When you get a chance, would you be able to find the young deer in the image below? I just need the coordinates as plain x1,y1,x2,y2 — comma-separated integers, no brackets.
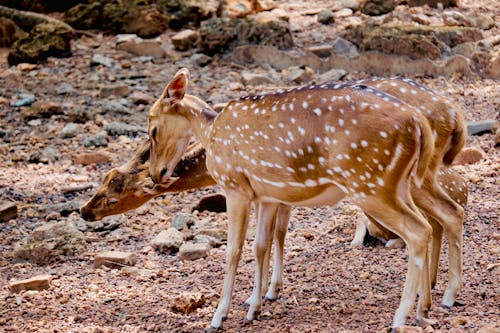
147,68,437,331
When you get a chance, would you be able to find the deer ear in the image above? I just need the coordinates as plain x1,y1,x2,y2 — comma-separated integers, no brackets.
162,68,190,106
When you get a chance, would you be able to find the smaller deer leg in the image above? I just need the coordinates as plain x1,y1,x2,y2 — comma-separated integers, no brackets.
211,193,251,329
351,216,368,248
428,217,443,289
266,204,291,301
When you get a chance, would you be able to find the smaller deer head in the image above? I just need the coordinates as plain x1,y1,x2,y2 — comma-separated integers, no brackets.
80,142,177,221
149,68,193,184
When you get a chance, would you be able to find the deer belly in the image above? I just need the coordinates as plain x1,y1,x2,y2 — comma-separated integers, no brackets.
258,184,346,207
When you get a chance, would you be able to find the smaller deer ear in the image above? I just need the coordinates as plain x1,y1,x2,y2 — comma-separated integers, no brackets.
162,68,190,106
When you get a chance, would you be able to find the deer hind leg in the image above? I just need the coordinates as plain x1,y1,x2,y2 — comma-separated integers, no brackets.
413,181,464,308
359,195,432,331
210,192,251,329
246,202,280,322
266,204,291,301
427,216,443,289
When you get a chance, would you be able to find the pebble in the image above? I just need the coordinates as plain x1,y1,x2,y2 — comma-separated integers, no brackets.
190,53,212,67
331,37,359,59
0,200,18,222
60,123,79,139
171,213,197,231
171,292,206,313
75,152,111,165
172,29,200,51
100,100,132,115
11,93,35,107
91,54,114,67
317,68,348,83
99,84,130,98
94,251,137,269
317,9,334,24
55,82,74,95
196,228,227,243
129,91,155,105
9,274,52,293
241,70,274,86
151,228,184,254
104,122,144,136
178,242,210,261
83,131,108,147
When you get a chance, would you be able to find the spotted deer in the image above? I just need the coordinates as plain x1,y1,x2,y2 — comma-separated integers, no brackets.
147,68,439,331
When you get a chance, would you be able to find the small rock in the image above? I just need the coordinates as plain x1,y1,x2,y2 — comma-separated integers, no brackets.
445,315,470,327
171,213,197,231
30,146,60,164
360,0,396,15
171,292,206,314
331,37,359,59
99,85,129,98
32,220,83,241
42,199,83,217
91,54,114,67
100,100,131,115
241,71,274,86
55,82,74,95
9,274,52,293
453,147,484,165
397,326,423,333
467,119,496,136
317,9,334,24
193,234,222,247
196,228,227,243
172,29,200,51
66,108,91,123
151,228,184,253
17,63,37,72
252,8,289,24
116,40,167,58
411,13,432,25
192,194,227,213
0,200,18,222
83,131,108,147
21,100,63,120
94,251,137,269
308,45,332,58
495,128,500,147
284,66,314,84
129,91,154,105
11,93,36,107
317,68,348,83
179,242,210,261
60,123,79,139
333,8,353,18
75,152,111,165
190,53,212,66
104,122,144,136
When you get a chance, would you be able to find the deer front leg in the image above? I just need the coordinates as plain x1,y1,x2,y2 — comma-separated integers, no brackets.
266,204,291,301
210,192,251,329
246,202,280,322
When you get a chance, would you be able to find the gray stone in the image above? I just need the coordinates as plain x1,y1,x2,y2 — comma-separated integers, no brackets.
284,66,314,84
179,242,210,261
196,228,227,243
331,37,359,59
116,40,167,58
193,234,222,247
42,199,83,217
317,10,334,24
99,85,129,98
308,45,332,58
151,228,184,254
29,146,61,164
171,213,196,231
83,131,108,147
104,122,144,137
55,82,74,95
129,91,154,105
190,53,212,66
467,119,496,136
11,93,35,107
317,68,348,83
100,100,131,115
32,220,83,241
91,54,114,67
60,123,79,139
241,71,274,86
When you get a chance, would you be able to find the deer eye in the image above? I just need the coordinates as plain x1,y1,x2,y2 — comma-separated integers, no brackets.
108,198,119,205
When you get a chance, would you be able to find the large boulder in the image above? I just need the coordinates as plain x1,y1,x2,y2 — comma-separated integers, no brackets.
344,24,483,60
7,22,74,65
200,17,293,55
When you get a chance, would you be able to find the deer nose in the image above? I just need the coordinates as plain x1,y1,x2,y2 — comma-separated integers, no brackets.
80,207,96,222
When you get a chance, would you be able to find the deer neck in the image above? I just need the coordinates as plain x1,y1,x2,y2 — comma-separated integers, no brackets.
181,95,218,148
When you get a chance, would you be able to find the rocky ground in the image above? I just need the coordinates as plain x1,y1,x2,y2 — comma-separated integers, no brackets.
0,0,499,332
